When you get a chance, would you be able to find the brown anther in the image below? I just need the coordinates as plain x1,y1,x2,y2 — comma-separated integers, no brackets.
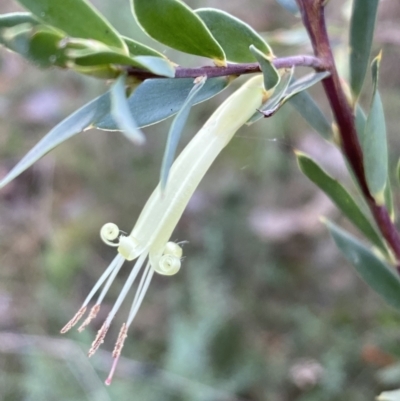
78,304,100,332
60,306,87,334
112,323,128,358
88,321,109,357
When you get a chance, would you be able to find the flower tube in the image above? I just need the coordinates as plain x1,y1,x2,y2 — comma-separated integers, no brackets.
61,74,266,384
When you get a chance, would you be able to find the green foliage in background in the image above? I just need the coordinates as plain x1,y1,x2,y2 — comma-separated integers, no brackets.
1,0,400,400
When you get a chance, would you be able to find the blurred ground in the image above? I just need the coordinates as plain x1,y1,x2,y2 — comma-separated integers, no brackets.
1,0,400,400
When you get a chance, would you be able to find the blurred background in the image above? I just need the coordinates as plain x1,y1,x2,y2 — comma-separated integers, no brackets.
1,0,400,400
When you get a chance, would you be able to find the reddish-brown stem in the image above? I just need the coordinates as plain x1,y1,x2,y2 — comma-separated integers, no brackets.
126,55,324,80
296,0,400,262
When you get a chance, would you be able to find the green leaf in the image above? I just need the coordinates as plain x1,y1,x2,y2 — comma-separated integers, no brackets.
275,0,299,15
123,36,165,58
71,51,175,77
378,389,400,401
297,152,387,252
384,177,395,222
363,54,388,200
249,45,279,90
196,8,272,63
349,0,379,97
356,100,392,218
17,0,127,52
288,91,332,140
0,92,112,189
0,77,230,187
285,71,330,99
355,102,366,141
64,38,175,77
248,70,330,122
160,76,206,190
96,76,230,130
132,0,225,63
0,12,38,28
133,56,175,77
324,219,400,310
110,74,145,145
0,24,68,68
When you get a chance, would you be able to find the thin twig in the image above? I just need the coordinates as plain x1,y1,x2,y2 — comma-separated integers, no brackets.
126,55,325,80
296,0,400,264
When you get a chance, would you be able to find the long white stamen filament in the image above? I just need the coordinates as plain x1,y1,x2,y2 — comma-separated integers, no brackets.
127,266,154,327
82,254,123,306
96,255,125,305
105,262,154,385
131,261,151,311
104,251,148,326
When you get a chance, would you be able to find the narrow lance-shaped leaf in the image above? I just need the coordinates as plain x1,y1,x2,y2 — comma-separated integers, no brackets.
296,152,387,253
355,102,366,141
0,77,230,188
68,49,175,77
63,37,175,77
349,0,379,97
17,0,127,52
284,71,330,99
96,76,231,130
363,53,388,202
288,91,333,140
355,101,393,218
132,0,225,64
122,36,165,58
249,70,330,123
160,76,206,190
196,8,272,63
0,92,112,189
249,45,279,90
324,219,400,310
110,74,145,145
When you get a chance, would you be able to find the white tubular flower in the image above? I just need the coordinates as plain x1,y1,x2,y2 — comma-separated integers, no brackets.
60,75,266,384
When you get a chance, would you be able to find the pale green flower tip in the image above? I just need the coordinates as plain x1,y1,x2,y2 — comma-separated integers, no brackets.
118,235,140,260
